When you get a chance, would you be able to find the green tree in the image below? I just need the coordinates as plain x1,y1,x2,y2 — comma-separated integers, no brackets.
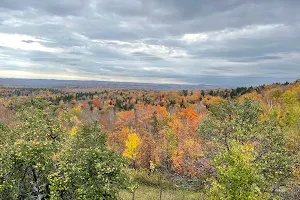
0,109,129,199
0,108,63,199
256,120,294,189
49,123,128,200
209,142,268,200
200,99,294,198
200,99,263,150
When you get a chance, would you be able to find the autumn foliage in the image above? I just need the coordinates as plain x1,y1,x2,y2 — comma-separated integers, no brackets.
0,80,299,199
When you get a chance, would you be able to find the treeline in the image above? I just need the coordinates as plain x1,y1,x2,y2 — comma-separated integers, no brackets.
1,81,296,113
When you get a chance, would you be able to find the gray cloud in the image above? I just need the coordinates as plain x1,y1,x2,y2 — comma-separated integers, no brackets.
0,0,91,16
0,0,299,86
131,52,164,61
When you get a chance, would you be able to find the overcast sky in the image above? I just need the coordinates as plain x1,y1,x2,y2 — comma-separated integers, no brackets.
0,0,299,86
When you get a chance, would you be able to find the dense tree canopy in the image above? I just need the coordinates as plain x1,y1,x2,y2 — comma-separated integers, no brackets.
0,80,299,199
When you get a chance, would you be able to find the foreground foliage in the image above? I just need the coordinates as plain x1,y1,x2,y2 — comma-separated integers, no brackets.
201,99,294,199
0,108,128,199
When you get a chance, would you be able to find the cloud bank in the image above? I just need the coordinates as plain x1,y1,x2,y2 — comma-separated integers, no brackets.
0,0,299,86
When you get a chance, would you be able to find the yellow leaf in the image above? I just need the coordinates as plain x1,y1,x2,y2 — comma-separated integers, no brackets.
70,127,77,136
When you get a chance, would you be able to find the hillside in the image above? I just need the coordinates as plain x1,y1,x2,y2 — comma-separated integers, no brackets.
0,79,299,199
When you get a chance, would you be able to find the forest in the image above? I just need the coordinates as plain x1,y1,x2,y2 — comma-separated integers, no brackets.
0,80,299,199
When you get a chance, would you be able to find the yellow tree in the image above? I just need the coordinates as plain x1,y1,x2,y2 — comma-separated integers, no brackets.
123,132,141,161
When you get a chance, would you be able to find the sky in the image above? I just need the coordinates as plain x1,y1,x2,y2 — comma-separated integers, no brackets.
0,0,299,86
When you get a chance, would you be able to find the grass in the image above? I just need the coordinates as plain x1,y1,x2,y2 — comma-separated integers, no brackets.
118,169,207,199
118,185,206,200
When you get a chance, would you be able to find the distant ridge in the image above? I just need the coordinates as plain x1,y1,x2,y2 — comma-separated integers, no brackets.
0,78,230,90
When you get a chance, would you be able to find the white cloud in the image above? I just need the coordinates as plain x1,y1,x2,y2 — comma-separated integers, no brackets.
182,24,285,43
0,33,63,53
93,39,188,58
182,33,208,43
